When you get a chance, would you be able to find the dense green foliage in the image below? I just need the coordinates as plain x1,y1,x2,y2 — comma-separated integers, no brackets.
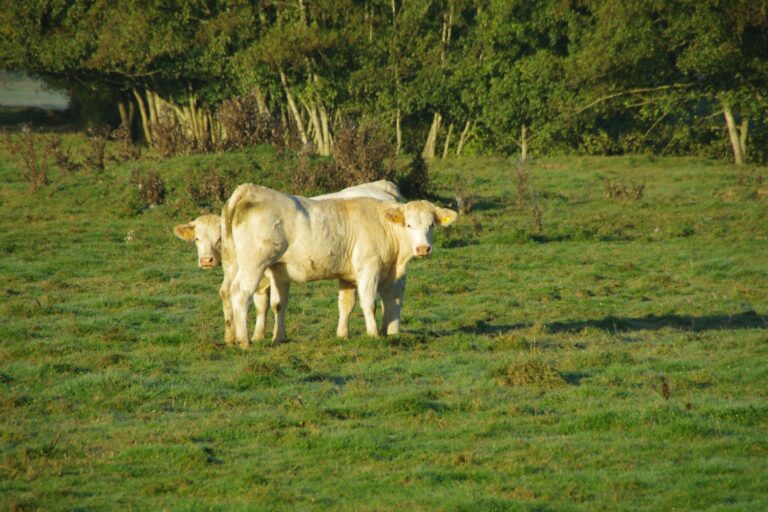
1,132,767,509
2,1,767,162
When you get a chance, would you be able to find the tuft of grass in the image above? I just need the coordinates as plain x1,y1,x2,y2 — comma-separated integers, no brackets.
495,359,565,387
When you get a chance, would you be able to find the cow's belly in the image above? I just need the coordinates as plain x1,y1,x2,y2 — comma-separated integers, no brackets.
272,258,351,283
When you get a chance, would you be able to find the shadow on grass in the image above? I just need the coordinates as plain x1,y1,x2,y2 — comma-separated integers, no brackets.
451,310,766,336
547,310,767,334
426,192,508,213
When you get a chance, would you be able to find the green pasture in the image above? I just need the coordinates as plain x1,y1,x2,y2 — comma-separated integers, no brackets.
1,139,767,510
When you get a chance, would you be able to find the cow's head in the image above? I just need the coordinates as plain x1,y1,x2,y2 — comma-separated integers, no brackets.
384,200,458,257
173,214,222,269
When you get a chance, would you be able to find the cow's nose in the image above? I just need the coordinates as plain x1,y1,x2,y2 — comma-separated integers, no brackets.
199,256,215,267
415,245,432,257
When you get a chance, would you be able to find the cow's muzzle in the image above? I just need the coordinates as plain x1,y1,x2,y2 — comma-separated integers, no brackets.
199,256,217,268
415,245,432,257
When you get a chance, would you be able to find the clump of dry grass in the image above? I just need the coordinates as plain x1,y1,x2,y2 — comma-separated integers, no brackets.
603,180,645,200
495,359,565,387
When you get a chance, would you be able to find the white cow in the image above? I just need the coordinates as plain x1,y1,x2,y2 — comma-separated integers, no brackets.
174,181,403,343
221,184,457,348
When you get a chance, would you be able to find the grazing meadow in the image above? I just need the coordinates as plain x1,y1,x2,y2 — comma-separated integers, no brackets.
1,135,767,510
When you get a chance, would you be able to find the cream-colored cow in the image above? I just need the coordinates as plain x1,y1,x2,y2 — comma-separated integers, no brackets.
174,181,403,342
221,184,457,348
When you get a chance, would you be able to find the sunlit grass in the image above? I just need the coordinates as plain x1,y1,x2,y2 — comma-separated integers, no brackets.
1,139,767,510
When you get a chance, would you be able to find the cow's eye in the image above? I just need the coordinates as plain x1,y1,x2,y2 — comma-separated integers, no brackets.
194,237,199,242
406,223,412,228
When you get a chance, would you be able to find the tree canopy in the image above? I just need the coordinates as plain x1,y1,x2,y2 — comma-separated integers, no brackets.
2,0,767,163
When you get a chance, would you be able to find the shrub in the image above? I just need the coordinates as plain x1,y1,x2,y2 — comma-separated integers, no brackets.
46,135,82,174
152,107,194,158
84,127,109,173
332,119,396,187
399,155,430,199
515,161,531,209
130,167,166,208
185,166,249,208
449,173,475,214
290,152,338,196
111,122,141,162
532,205,544,233
216,94,281,150
3,125,49,190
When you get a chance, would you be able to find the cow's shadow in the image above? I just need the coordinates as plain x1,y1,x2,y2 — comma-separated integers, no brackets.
426,310,767,338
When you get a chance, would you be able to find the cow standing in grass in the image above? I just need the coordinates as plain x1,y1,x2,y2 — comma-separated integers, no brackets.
174,181,403,343
221,183,457,348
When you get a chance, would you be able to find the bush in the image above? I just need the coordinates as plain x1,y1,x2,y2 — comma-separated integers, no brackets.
152,107,195,158
185,166,250,208
130,167,166,209
110,122,141,162
216,94,281,150
84,127,109,173
3,125,49,190
332,119,396,187
398,155,430,199
290,152,339,196
46,135,82,174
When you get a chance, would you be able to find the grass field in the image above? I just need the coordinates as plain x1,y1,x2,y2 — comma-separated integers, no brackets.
1,135,767,510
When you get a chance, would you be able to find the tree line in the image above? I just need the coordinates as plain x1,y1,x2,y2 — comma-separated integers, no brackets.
2,0,766,164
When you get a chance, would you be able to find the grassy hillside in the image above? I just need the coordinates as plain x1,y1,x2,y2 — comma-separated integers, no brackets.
1,135,767,510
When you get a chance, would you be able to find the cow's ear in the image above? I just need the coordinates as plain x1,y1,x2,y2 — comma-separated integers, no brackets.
384,207,405,226
173,223,196,241
434,207,458,227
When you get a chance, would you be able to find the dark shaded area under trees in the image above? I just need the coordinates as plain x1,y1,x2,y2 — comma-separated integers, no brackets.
1,0,766,165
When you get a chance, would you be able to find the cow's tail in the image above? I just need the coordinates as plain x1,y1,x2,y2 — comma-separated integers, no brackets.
221,183,258,241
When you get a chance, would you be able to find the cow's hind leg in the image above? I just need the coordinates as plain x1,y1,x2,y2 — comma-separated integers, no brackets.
356,272,380,338
270,277,290,345
251,281,270,342
220,266,236,346
337,279,356,339
232,266,268,349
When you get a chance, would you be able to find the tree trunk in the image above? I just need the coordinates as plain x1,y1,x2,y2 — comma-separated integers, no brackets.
723,105,745,165
117,100,136,140
146,90,159,130
520,124,528,163
739,117,749,163
253,86,270,117
456,119,471,157
395,108,402,156
302,96,324,154
442,123,454,159
422,112,442,160
279,68,309,146
319,104,332,155
132,87,152,144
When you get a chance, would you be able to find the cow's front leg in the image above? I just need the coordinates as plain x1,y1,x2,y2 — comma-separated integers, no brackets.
232,266,266,349
356,272,380,337
380,276,405,336
270,277,290,345
337,279,356,339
